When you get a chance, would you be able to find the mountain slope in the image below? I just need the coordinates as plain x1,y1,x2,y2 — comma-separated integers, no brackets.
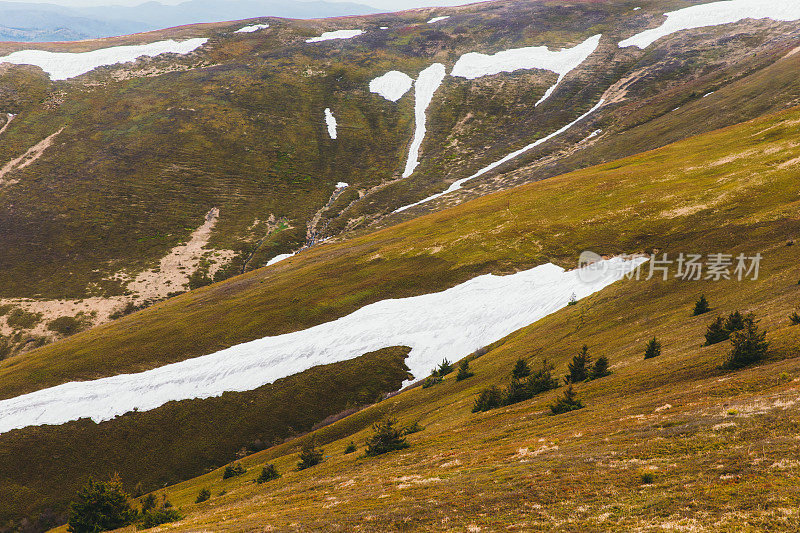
100,100,800,533
2,85,800,528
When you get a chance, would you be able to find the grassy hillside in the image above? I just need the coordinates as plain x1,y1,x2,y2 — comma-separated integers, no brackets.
0,346,410,530
94,103,800,532
1,0,800,363
2,90,800,529
3,92,800,399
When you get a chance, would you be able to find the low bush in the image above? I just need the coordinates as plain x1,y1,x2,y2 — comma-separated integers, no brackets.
67,477,137,533
195,488,210,503
222,463,246,480
297,439,324,470
511,358,531,380
365,418,409,456
550,385,584,415
6,308,42,330
48,315,89,337
422,375,443,388
137,497,181,530
639,471,655,484
344,441,357,454
472,386,503,412
456,359,474,381
789,312,800,325
255,464,280,484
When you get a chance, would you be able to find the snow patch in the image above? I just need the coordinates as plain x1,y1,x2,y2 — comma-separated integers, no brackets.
402,63,446,178
306,29,364,43
619,0,800,49
336,182,349,188
0,38,207,80
369,70,414,102
0,257,646,433
395,98,604,212
235,23,269,33
266,252,296,266
427,16,450,24
451,34,601,106
324,108,337,139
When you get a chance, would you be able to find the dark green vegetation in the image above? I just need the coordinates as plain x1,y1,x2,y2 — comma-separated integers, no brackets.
296,439,323,470
455,359,473,381
643,337,662,359
255,465,280,484
364,418,409,457
222,464,246,480
549,384,584,415
693,295,711,316
67,478,136,533
194,488,210,504
0,347,409,528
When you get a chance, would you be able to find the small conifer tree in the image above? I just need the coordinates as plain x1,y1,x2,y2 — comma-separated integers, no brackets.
437,359,454,376
297,439,324,470
256,464,280,484
472,386,503,412
67,477,137,533
789,312,800,325
589,355,611,380
456,359,474,381
724,311,746,333
195,488,211,504
365,418,409,456
693,295,710,316
704,316,729,346
550,384,584,415
222,463,246,479
566,345,592,383
511,358,531,380
644,337,661,359
726,316,769,369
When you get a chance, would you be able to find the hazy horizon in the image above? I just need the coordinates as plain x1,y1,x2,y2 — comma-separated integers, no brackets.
11,0,486,10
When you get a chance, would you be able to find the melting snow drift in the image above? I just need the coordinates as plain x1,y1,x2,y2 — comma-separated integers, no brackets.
306,29,364,43
619,0,800,49
428,16,451,24
396,99,605,212
235,23,270,33
0,38,208,80
369,70,414,102
324,108,338,139
452,34,601,106
403,63,446,178
0,257,645,433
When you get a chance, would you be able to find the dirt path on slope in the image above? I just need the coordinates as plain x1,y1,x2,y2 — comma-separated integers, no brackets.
0,127,63,186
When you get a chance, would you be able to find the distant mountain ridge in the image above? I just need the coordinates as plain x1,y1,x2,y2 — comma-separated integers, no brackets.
0,0,377,41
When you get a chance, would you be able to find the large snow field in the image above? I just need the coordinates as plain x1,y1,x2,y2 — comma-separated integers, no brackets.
324,108,338,139
306,29,364,43
395,98,605,213
0,38,208,80
0,257,645,434
234,23,270,33
451,34,601,106
402,63,446,178
620,0,800,48
369,70,414,102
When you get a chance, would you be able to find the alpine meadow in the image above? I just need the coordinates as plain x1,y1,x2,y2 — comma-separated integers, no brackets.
1,0,800,531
